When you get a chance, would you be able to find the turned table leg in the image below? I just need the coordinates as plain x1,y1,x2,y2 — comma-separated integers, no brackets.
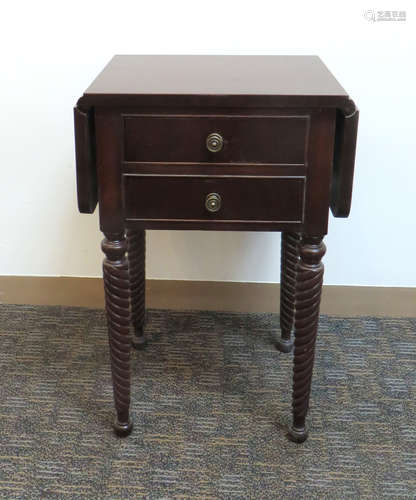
276,232,301,353
102,233,133,436
126,228,147,349
289,235,326,443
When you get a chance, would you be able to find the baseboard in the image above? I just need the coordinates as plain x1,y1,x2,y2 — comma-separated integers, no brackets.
0,276,414,317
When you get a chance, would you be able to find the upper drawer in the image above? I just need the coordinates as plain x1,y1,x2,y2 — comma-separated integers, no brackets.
123,114,310,164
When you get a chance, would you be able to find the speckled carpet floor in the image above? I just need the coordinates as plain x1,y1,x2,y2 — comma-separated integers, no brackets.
0,304,415,499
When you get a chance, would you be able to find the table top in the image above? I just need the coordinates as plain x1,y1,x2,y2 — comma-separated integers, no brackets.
77,55,352,111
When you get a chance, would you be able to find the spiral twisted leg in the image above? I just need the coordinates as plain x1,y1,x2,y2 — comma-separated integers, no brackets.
276,232,301,353
289,235,326,443
102,234,133,437
126,228,147,350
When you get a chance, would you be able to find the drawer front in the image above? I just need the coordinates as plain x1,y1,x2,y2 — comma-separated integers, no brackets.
123,115,309,164
123,174,305,223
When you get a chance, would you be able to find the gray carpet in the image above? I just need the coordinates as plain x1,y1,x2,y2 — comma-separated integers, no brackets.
0,304,415,499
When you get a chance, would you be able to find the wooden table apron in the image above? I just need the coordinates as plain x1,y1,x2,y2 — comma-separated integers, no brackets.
74,55,358,443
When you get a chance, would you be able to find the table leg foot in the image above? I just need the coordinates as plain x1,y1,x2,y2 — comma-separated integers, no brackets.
275,337,294,353
113,417,133,437
288,425,308,443
132,326,147,350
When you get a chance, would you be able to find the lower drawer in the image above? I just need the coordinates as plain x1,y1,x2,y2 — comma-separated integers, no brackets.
123,174,305,223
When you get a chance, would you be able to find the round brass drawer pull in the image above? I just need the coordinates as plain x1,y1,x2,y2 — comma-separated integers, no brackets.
205,192,222,213
206,132,223,153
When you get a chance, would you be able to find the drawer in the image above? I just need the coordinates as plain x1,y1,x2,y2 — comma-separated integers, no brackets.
123,174,305,223
123,114,309,164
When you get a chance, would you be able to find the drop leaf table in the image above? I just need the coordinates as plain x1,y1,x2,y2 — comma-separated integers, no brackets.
74,55,358,442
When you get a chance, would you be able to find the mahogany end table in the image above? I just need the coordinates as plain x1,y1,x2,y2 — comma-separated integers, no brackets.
74,55,358,443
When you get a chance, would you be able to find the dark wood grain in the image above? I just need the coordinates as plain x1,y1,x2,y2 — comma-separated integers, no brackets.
276,232,301,353
78,55,351,110
126,228,147,349
123,114,309,164
122,162,306,177
95,108,123,234
122,174,305,225
330,107,359,217
74,54,358,442
289,235,325,443
303,108,336,235
101,234,133,437
73,107,97,213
